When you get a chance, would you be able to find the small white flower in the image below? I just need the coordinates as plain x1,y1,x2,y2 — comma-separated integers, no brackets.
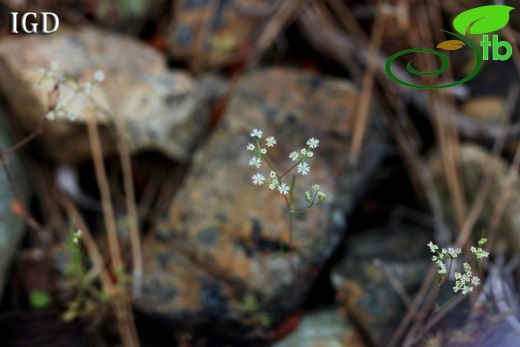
269,179,279,190
307,138,319,149
461,286,473,295
249,157,262,168
260,148,267,155
289,151,299,161
50,61,60,71
68,111,78,121
471,276,480,286
301,148,307,155
252,173,265,185
307,151,314,158
266,136,276,147
72,229,83,244
83,82,93,95
278,183,290,195
269,171,277,178
297,162,310,175
317,192,326,201
448,248,461,258
476,249,489,259
312,184,320,191
471,247,489,259
93,70,105,83
45,111,55,120
251,129,263,138
427,241,438,253
246,143,255,151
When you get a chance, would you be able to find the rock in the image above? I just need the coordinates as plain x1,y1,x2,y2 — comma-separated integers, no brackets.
427,144,520,252
0,105,31,301
462,96,505,123
166,0,264,68
90,0,157,32
270,308,366,347
136,68,387,345
330,225,431,347
0,25,213,163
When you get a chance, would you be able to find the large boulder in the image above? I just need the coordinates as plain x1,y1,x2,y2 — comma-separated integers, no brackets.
0,25,213,163
136,68,387,345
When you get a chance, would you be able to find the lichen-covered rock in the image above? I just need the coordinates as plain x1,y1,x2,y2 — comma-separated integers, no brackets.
136,68,387,344
270,308,366,347
0,26,211,163
331,225,431,347
0,106,31,300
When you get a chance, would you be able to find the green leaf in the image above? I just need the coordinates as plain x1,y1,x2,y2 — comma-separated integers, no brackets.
237,294,259,312
437,39,465,50
29,290,53,309
257,313,271,328
453,5,514,35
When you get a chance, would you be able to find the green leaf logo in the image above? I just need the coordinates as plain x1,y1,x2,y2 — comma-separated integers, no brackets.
453,5,514,35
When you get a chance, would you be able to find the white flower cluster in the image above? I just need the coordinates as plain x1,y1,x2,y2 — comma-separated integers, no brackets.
35,60,61,81
453,262,480,295
471,237,490,259
44,102,78,121
305,184,326,203
34,61,106,122
72,229,83,245
83,70,104,95
427,237,489,295
247,129,326,202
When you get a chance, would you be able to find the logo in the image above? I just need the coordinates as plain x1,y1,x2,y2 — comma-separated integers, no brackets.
385,5,514,89
10,12,59,34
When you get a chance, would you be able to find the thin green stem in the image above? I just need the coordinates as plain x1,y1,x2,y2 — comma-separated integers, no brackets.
279,194,294,253
289,175,296,208
279,159,302,179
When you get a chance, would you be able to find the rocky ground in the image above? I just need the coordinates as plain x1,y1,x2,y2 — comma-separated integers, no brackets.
0,1,519,347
